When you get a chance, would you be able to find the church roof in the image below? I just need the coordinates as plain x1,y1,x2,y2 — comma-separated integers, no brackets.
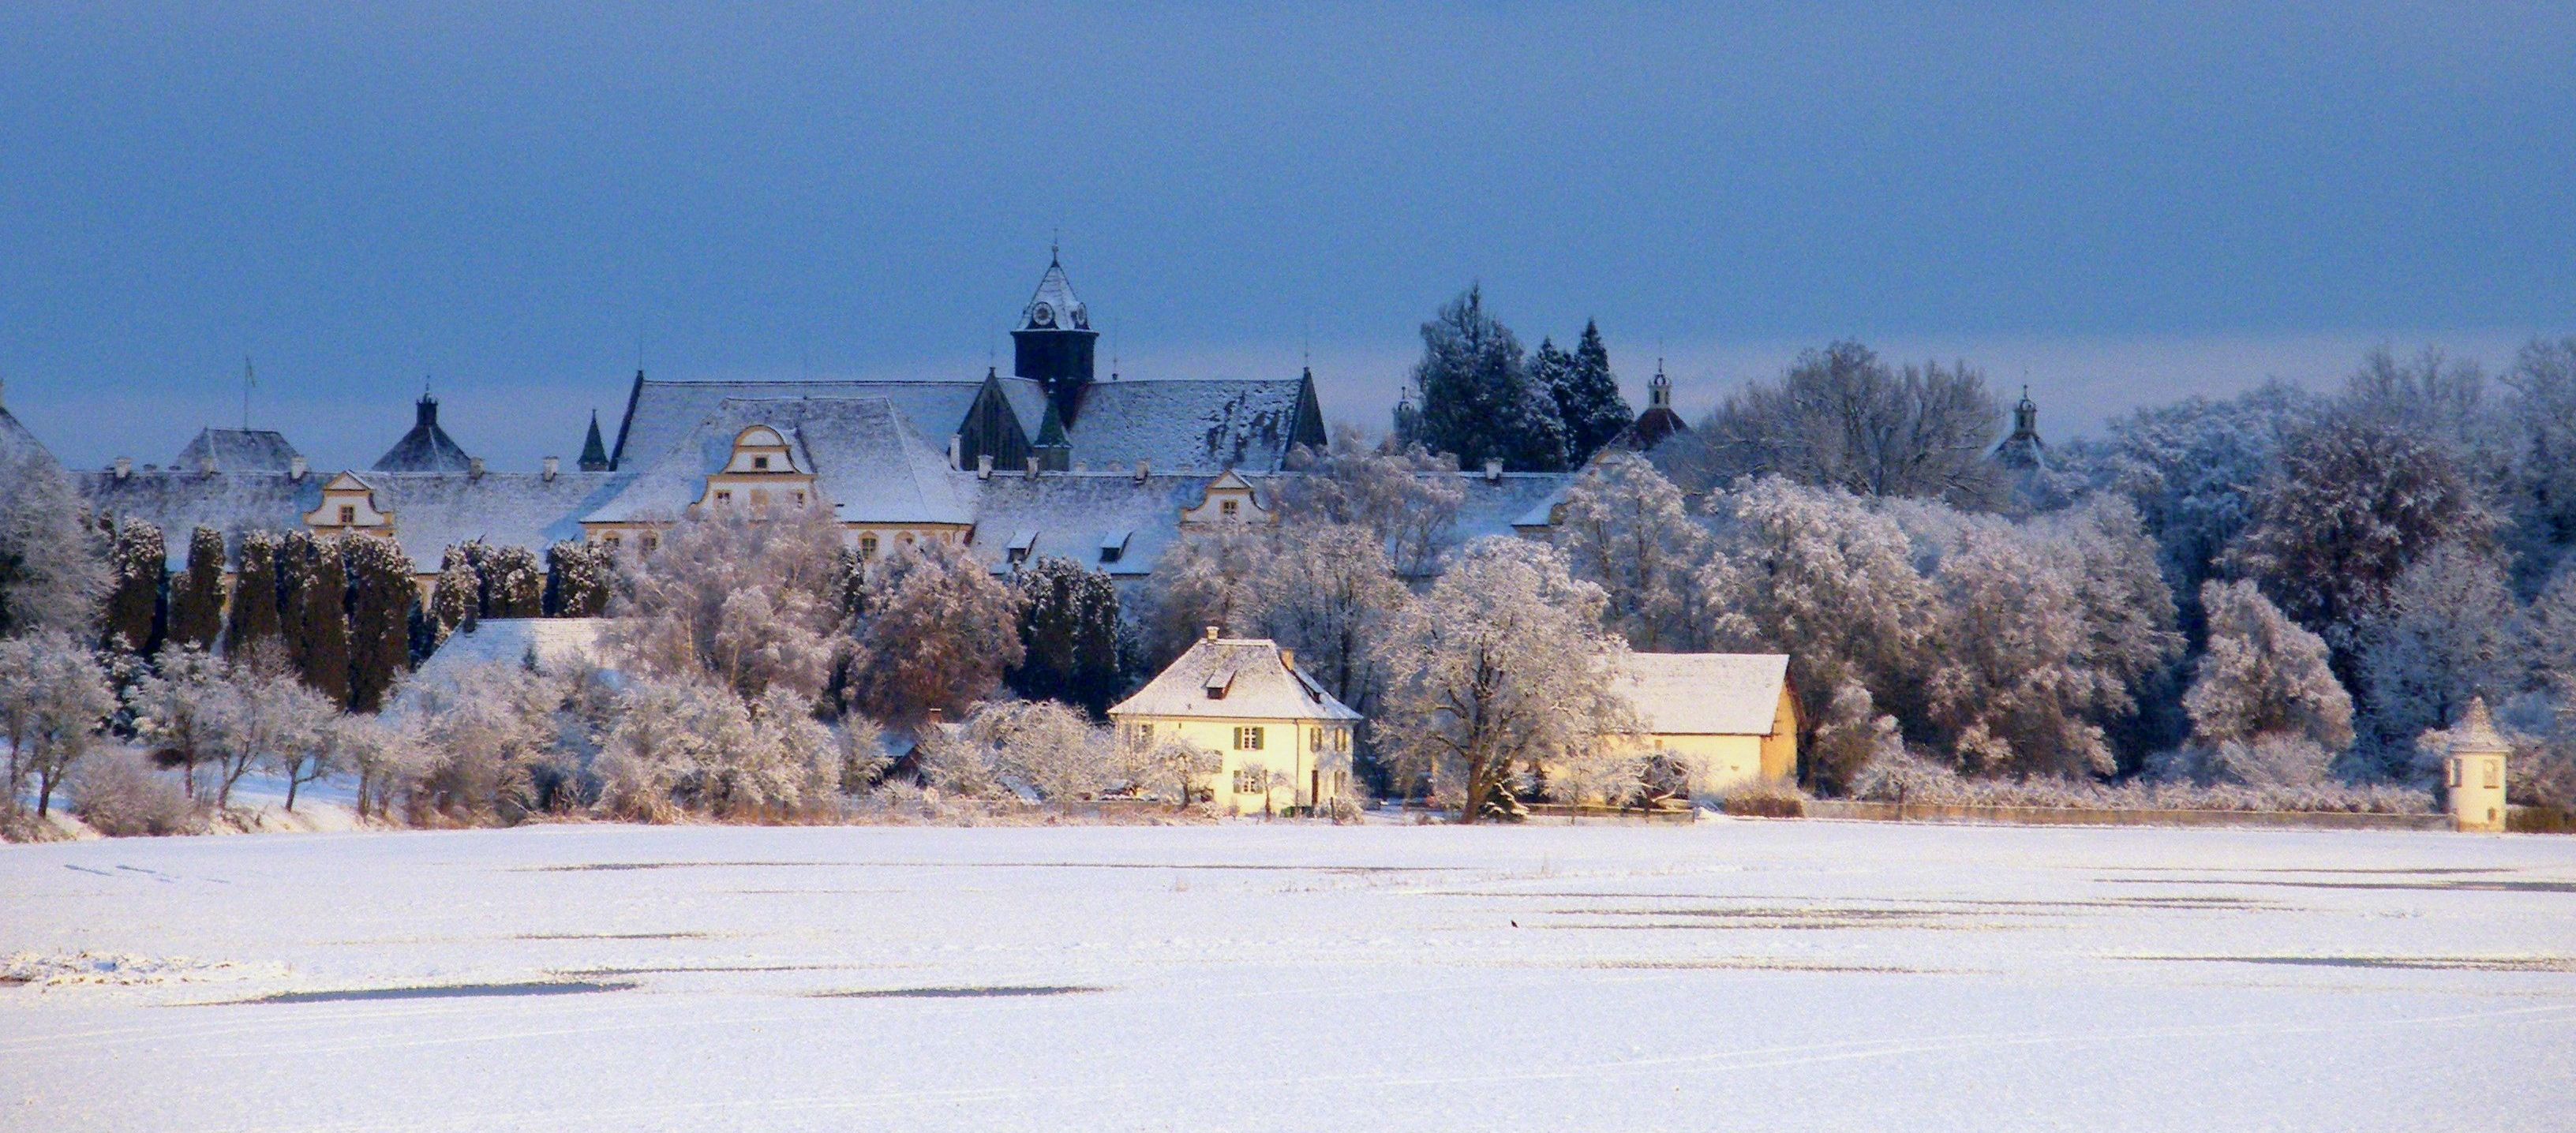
175,427,301,473
609,376,1046,471
586,396,972,526
373,397,476,473
1020,255,1090,332
1065,378,1316,473
960,473,1215,578
1110,634,1361,724
578,411,610,471
1990,387,2049,471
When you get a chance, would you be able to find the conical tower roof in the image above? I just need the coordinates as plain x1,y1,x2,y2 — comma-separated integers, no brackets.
578,409,610,471
1020,252,1090,332
373,392,476,473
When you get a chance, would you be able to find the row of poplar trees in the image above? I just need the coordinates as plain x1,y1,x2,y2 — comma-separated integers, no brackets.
97,518,616,712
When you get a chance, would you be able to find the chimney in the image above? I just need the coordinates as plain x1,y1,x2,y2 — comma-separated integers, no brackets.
542,455,560,481
113,457,132,479
1024,456,1040,478
198,454,218,476
977,453,994,480
949,435,962,469
288,455,307,480
924,707,945,727
1134,459,1148,482
1279,648,1296,672
1205,624,1220,641
468,457,486,480
1483,458,1503,483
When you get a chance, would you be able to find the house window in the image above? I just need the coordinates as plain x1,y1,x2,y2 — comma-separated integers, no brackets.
602,533,622,551
1234,726,1264,751
792,492,805,505
1232,769,1265,795
1008,546,1030,566
640,533,659,553
2484,759,2501,789
337,505,356,525
752,455,771,470
1129,723,1152,746
1220,499,1239,518
714,490,732,504
2451,761,2463,788
859,533,878,559
1099,544,1121,564
899,533,915,547
1310,727,1323,753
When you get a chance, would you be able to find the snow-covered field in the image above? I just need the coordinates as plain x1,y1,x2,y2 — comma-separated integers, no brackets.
5,819,2573,1131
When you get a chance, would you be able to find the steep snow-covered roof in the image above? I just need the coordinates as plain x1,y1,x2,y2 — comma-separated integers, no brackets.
962,473,1214,577
587,397,971,525
612,377,1046,471
175,428,301,473
369,471,629,572
0,402,64,477
1066,379,1314,473
1020,257,1089,331
411,617,615,683
1110,635,1361,724
1612,653,1792,736
373,399,476,473
1406,471,1577,575
74,469,315,570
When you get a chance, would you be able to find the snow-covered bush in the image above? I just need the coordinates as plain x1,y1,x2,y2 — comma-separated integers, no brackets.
1276,425,1464,577
2171,580,2354,787
844,537,1024,725
0,454,107,638
968,698,1112,806
67,747,199,836
400,658,566,824
610,503,851,704
1848,748,2428,813
0,630,117,817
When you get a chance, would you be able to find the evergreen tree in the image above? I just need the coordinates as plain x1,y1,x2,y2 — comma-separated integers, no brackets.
284,533,353,705
544,540,613,618
166,527,226,651
1005,556,1125,716
100,518,166,654
1561,320,1634,463
1399,286,1569,471
223,531,286,658
275,531,320,675
343,535,417,712
426,558,479,652
482,544,544,619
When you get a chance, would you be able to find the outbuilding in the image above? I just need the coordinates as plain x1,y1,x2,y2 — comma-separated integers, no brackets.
1608,653,1799,796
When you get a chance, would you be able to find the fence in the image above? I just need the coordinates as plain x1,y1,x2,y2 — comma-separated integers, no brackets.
1801,799,2451,832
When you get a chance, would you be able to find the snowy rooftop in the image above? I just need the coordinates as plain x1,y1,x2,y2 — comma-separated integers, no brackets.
588,397,971,525
174,427,302,473
74,469,319,570
1067,378,1317,473
1110,635,1361,724
373,399,477,473
410,617,615,685
75,467,629,573
960,473,1215,578
611,376,1046,472
1612,652,1792,735
0,402,64,477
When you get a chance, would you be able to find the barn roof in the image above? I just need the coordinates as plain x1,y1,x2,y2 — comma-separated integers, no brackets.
1612,653,1792,736
1110,635,1361,724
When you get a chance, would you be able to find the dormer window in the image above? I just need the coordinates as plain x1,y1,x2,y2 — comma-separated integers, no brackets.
753,455,770,470
338,505,356,525
714,490,732,504
1220,499,1239,518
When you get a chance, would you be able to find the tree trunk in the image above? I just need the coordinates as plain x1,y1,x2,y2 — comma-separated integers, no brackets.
284,768,301,812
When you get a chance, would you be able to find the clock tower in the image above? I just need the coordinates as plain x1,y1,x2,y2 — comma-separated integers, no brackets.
1012,250,1099,424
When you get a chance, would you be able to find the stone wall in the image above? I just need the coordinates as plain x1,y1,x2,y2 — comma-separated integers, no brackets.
1802,800,2451,832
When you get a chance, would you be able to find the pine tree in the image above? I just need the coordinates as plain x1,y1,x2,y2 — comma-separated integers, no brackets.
1562,320,1634,463
544,540,612,618
166,527,226,651
285,533,353,705
1006,557,1124,716
1403,286,1569,471
223,531,286,658
100,518,166,655
343,535,417,712
426,558,479,652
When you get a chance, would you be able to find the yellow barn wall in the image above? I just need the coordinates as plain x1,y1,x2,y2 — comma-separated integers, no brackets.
1114,715,1351,817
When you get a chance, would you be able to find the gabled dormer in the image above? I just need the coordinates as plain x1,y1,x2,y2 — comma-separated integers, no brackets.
304,471,393,533
697,424,818,511
1181,469,1271,526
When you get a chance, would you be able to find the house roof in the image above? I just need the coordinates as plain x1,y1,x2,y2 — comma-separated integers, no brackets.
586,396,971,525
1065,378,1312,473
609,376,1047,471
373,398,476,473
74,467,628,573
1612,653,1792,736
961,472,1215,577
409,617,616,685
0,402,63,477
74,469,319,570
175,428,301,473
1110,636,1362,724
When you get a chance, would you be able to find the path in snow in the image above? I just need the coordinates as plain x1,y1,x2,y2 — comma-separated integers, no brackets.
3,819,2573,1131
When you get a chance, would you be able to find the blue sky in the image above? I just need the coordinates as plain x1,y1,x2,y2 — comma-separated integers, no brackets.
5,3,2572,473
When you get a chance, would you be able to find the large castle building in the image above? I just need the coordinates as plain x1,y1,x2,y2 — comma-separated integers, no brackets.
37,256,1582,595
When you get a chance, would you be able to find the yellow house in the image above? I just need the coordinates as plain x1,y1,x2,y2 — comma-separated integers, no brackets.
1110,629,1361,816
1608,653,1799,797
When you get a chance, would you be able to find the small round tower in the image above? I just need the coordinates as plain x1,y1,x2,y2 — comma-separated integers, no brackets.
2444,697,2509,833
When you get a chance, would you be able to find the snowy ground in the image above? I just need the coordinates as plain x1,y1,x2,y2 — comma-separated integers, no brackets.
4,819,2574,1131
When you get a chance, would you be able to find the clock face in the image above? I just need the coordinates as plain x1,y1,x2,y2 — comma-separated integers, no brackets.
1029,303,1055,328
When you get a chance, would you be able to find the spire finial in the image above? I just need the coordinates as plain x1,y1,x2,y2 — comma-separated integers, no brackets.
1050,228,1060,263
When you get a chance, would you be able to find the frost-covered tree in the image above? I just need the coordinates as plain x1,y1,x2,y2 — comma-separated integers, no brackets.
164,528,226,652
1695,342,2003,508
343,535,417,712
425,559,478,653
1277,425,1465,577
2031,496,2188,759
125,645,227,798
334,710,430,822
593,675,733,821
1127,735,1222,809
1247,521,1408,716
969,697,1112,806
2091,382,2324,643
399,657,564,822
610,504,851,705
2354,542,2523,772
2499,337,2576,582
544,540,614,618
2527,563,2576,686
0,630,114,817
100,518,165,655
1138,524,1270,665
1910,514,2121,776
265,699,343,812
1559,320,1634,466
1698,477,1934,790
1556,451,1709,650
2226,414,2494,674
844,537,1024,726
223,531,285,659
1372,539,1637,821
1398,286,1569,471
205,647,332,810
1005,557,1124,717
0,455,106,638
2181,580,2355,754
481,544,544,619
